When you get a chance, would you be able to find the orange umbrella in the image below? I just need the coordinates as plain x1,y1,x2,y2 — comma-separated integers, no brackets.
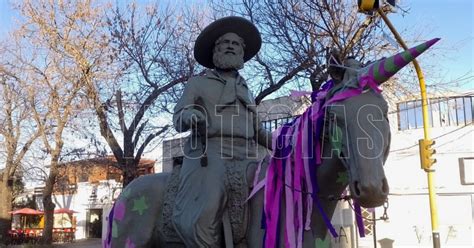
9,208,44,215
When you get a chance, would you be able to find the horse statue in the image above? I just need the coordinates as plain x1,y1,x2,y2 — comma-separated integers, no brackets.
103,38,439,248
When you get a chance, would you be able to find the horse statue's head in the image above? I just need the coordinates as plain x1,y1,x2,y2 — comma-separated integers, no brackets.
325,60,390,208
325,38,439,208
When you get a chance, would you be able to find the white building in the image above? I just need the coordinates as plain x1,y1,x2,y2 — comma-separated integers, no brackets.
361,93,474,248
31,157,155,240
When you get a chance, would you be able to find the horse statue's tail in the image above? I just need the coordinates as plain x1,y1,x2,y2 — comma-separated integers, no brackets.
103,203,116,248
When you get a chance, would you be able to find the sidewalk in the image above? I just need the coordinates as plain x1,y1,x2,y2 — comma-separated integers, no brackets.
56,239,101,248
2,239,101,248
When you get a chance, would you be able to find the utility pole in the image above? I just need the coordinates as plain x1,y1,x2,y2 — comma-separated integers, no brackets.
357,1,441,247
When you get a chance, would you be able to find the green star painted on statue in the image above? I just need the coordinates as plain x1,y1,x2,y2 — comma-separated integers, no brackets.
132,196,149,215
315,238,330,248
112,221,118,238
336,171,349,185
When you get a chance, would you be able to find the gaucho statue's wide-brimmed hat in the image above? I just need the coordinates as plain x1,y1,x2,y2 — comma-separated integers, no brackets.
194,16,262,68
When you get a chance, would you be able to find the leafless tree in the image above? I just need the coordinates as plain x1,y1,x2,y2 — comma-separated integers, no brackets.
209,0,461,106
0,64,41,242
208,0,392,102
85,2,201,186
9,0,112,243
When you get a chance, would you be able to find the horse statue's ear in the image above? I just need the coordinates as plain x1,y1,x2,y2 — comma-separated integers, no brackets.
327,48,345,84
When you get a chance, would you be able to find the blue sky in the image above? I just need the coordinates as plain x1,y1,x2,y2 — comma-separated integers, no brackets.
388,0,473,88
1,0,472,89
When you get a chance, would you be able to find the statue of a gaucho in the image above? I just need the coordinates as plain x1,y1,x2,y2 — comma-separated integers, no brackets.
172,16,272,247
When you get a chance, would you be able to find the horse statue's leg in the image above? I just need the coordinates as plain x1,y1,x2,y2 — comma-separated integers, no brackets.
106,173,170,248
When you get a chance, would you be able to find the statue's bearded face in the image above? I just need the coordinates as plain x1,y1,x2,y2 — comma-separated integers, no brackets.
212,32,245,70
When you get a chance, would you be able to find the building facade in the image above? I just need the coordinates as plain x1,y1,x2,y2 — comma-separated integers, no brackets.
365,93,473,248
31,156,155,240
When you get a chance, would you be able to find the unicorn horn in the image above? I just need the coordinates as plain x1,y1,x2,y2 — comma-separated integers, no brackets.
363,38,440,84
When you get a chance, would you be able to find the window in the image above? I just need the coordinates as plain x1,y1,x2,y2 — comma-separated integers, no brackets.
397,95,474,130
89,186,98,200
398,102,408,130
464,97,473,123
459,157,474,185
78,171,89,182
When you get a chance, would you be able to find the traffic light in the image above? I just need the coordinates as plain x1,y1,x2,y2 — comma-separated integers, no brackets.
358,0,379,12
358,0,396,12
419,139,437,170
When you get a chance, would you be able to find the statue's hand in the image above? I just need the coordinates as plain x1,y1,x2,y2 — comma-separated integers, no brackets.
183,109,207,133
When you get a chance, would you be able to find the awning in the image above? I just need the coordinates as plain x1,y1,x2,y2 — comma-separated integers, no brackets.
9,208,44,215
54,208,78,214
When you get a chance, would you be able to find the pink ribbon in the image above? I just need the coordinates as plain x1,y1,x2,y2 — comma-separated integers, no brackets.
301,111,314,231
294,118,303,247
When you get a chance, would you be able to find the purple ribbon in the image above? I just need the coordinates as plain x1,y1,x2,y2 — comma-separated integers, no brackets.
353,201,366,237
104,203,115,247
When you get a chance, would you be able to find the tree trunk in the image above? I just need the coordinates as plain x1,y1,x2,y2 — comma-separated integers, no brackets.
41,169,57,244
121,160,138,187
0,179,13,244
